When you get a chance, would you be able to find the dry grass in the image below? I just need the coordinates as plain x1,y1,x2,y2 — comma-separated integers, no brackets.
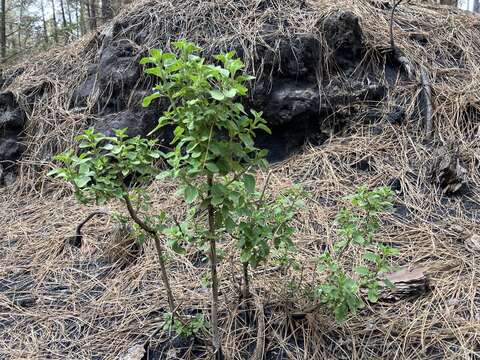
1,0,480,359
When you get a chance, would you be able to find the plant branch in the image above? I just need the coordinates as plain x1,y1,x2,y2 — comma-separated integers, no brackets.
257,171,272,209
420,66,433,139
242,262,250,300
253,297,265,360
206,173,223,359
389,0,403,51
122,184,176,315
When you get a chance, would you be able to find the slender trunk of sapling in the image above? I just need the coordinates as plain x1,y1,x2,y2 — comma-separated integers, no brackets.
242,262,250,300
151,233,176,312
122,190,176,314
207,174,223,359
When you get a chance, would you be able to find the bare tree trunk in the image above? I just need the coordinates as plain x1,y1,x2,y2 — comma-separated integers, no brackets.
85,0,91,24
60,0,69,43
40,0,49,47
79,0,87,35
66,0,73,24
89,0,97,30
0,0,5,61
18,0,24,51
50,0,59,43
60,0,68,28
101,0,113,23
8,22,14,52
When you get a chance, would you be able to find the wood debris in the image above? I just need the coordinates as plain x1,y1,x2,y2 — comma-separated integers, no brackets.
381,266,428,301
119,345,145,360
431,146,467,194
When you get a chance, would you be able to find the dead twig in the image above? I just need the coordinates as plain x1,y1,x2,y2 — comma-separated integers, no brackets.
71,210,109,247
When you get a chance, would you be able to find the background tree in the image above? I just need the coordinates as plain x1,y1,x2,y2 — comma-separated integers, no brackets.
1,0,6,61
101,0,112,22
50,0,58,43
0,0,125,65
88,0,96,30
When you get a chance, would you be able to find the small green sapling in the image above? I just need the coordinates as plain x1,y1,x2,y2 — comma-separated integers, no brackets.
48,129,178,314
316,186,397,321
140,40,303,356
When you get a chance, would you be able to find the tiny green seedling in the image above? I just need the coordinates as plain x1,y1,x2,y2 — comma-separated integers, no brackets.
163,312,207,338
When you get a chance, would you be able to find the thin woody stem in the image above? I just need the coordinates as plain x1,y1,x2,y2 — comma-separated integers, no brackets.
207,173,223,359
122,185,176,314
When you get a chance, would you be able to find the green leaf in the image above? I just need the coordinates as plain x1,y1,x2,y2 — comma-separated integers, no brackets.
334,304,348,322
333,239,348,252
205,162,219,173
139,57,155,65
353,233,365,245
144,67,163,77
256,123,272,134
384,278,395,290
368,287,379,303
243,174,255,193
354,266,370,276
150,48,163,59
74,176,90,188
184,185,199,204
224,88,237,98
168,238,186,254
209,90,225,101
103,143,114,150
363,252,379,263
47,168,61,177
240,251,251,263
239,133,253,147
224,216,235,231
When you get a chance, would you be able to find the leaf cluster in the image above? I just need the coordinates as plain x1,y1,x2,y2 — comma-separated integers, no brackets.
141,40,302,269
48,128,161,205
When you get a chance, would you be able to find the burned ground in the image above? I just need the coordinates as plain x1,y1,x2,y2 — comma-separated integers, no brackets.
0,0,480,359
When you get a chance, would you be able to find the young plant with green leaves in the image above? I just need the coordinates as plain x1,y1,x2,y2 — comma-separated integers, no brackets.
140,40,302,357
316,186,397,321
163,312,206,338
48,129,177,315
232,181,304,299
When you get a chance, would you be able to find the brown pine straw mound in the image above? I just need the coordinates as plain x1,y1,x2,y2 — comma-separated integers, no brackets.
1,0,480,359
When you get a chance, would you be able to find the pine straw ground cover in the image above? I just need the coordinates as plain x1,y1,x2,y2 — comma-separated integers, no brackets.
1,0,480,359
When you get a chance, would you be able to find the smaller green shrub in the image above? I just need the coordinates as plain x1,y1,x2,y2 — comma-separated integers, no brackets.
316,186,397,321
48,128,178,317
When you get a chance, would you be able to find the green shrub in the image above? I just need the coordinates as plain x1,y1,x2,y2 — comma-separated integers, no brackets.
48,128,178,316
51,40,303,357
140,40,303,356
316,186,397,321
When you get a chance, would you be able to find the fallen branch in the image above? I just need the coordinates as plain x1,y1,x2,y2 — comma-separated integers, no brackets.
389,0,414,80
71,210,109,247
